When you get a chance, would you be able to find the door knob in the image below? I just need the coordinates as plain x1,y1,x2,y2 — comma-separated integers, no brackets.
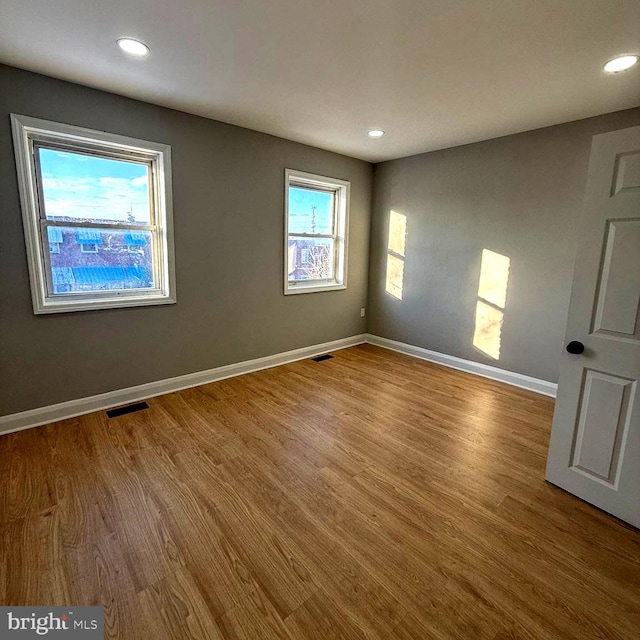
566,340,585,355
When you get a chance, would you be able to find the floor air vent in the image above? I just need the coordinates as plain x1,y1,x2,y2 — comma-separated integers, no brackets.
107,401,149,418
311,354,334,362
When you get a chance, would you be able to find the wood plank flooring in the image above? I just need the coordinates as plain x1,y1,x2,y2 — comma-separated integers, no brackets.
1,344,639,639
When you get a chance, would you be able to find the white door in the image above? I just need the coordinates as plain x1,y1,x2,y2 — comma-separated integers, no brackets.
546,125,640,528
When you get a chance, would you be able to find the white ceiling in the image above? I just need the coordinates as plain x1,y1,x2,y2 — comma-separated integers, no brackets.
1,0,639,162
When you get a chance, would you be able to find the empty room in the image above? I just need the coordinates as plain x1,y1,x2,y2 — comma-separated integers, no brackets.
1,1,639,639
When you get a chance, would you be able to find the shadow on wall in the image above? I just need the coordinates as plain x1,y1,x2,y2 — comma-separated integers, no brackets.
473,249,510,360
385,210,407,300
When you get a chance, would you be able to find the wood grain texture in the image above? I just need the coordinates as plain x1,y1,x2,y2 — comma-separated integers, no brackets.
1,344,639,639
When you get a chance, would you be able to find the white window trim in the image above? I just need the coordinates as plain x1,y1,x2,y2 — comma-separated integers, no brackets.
11,114,176,314
284,168,349,295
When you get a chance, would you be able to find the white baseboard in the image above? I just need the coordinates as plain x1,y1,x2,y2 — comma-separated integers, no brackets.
365,334,557,398
0,334,367,436
0,331,556,437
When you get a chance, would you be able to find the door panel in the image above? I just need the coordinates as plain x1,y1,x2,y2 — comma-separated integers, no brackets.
613,151,640,194
592,219,640,338
571,370,635,485
546,126,640,528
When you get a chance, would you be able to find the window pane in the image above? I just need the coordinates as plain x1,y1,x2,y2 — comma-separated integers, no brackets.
288,236,334,282
38,147,152,224
45,226,155,294
288,186,334,234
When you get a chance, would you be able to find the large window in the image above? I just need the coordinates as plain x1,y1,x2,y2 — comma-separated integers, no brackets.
285,169,349,294
11,114,176,314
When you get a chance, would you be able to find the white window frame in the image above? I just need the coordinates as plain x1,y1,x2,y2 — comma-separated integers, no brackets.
284,169,349,295
11,114,176,314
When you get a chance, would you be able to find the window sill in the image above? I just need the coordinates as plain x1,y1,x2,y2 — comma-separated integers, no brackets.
33,293,176,314
284,283,346,295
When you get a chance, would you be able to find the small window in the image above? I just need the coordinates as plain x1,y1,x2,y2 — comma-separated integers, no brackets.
11,114,176,314
285,169,349,294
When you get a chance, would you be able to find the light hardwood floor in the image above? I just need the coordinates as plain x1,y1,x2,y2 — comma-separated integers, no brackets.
1,345,639,639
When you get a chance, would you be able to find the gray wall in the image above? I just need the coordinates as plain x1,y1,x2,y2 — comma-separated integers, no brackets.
2,63,638,417
0,65,372,416
368,108,640,383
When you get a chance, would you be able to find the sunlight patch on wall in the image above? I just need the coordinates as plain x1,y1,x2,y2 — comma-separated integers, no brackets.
388,210,406,256
385,210,407,300
474,300,504,360
473,249,510,360
386,254,405,299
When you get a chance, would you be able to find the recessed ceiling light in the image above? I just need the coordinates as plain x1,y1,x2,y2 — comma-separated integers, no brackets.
117,38,150,57
368,129,385,138
603,54,638,73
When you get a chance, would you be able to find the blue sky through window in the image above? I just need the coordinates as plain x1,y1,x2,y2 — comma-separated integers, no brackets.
288,187,333,234
39,148,151,223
